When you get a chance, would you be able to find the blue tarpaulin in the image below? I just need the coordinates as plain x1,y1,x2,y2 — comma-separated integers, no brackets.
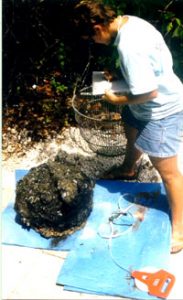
57,180,172,299
2,170,172,299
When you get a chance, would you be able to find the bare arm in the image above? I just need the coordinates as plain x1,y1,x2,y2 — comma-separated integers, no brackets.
102,89,158,105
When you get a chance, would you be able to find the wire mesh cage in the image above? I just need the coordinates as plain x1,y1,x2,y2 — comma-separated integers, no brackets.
72,86,126,156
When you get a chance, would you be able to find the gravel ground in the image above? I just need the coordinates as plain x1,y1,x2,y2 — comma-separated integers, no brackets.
2,126,161,180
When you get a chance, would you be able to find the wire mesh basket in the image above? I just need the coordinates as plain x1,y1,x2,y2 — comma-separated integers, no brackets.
72,86,126,156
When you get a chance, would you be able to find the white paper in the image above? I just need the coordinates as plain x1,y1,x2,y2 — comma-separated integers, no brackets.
92,71,129,95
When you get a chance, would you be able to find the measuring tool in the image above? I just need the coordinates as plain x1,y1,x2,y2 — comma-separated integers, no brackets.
131,268,175,298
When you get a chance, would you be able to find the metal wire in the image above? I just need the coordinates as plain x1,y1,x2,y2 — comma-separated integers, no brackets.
98,194,137,275
72,86,126,156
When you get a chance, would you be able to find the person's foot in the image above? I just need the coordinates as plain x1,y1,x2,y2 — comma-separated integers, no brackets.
101,166,137,180
171,236,183,254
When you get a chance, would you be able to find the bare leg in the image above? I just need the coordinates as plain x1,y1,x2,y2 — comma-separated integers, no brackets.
121,123,142,176
150,155,183,253
102,124,142,179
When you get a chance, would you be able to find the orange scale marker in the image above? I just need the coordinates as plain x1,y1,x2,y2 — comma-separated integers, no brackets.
131,269,175,299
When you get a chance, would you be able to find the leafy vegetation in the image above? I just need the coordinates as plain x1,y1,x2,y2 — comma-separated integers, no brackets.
3,0,183,103
2,0,183,150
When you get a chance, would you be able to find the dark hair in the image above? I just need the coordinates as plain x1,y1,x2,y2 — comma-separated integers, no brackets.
74,0,117,37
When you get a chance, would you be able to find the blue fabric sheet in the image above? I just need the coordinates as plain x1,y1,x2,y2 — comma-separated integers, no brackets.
57,180,172,299
2,170,82,250
3,170,172,299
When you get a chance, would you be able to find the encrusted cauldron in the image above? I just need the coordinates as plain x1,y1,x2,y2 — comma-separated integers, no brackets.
14,160,95,238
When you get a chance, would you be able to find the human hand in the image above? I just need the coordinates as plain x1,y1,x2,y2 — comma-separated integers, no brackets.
102,89,128,105
102,89,119,104
103,70,119,82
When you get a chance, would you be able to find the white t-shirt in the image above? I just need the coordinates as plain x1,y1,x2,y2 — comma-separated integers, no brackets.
115,16,183,120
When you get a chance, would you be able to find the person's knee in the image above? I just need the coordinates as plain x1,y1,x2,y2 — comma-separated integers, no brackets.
160,170,177,184
149,156,180,183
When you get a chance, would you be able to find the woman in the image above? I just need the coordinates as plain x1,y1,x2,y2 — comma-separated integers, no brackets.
74,0,183,253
